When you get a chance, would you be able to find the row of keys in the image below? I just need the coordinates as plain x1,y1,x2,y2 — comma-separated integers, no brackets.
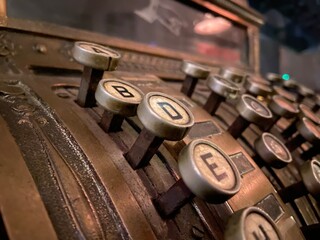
182,61,320,113
71,41,319,239
180,62,320,156
264,74,320,163
178,61,320,235
221,73,320,237
73,40,319,148
93,65,299,173
72,40,320,180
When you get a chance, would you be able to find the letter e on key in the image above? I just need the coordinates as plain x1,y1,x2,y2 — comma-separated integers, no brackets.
201,152,228,182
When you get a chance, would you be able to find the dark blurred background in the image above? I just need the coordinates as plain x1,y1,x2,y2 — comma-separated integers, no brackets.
249,0,320,91
6,0,320,91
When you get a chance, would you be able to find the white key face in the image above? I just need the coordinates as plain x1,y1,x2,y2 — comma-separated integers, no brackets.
193,143,236,190
78,42,120,58
244,96,271,117
312,161,320,183
263,134,290,162
244,213,280,240
148,95,191,125
103,80,143,103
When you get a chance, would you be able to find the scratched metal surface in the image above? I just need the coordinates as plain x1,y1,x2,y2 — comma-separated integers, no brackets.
0,69,306,239
0,80,129,240
0,16,316,240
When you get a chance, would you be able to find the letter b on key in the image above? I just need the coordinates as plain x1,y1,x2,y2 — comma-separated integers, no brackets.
112,85,134,98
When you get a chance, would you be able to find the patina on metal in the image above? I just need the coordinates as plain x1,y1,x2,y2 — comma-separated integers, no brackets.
0,1,314,239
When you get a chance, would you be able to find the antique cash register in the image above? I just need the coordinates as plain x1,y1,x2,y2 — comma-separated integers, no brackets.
0,0,319,239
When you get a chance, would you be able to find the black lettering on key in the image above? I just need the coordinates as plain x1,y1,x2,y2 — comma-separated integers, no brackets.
157,101,183,120
91,46,107,54
201,152,228,182
252,225,270,240
112,85,134,98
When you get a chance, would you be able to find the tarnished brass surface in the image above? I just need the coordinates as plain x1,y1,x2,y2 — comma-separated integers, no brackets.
0,116,57,240
0,64,308,239
20,75,157,240
0,4,318,239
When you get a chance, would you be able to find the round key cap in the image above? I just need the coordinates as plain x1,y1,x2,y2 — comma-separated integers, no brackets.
254,133,292,169
268,95,299,118
285,118,320,152
180,61,210,97
153,139,241,217
124,92,194,169
179,139,241,201
225,207,283,240
137,92,194,140
203,75,240,115
228,94,273,139
273,86,298,103
72,41,121,107
95,78,143,132
278,159,320,202
266,72,283,85
265,95,299,131
220,67,246,85
73,41,120,70
244,76,273,97
282,104,320,139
